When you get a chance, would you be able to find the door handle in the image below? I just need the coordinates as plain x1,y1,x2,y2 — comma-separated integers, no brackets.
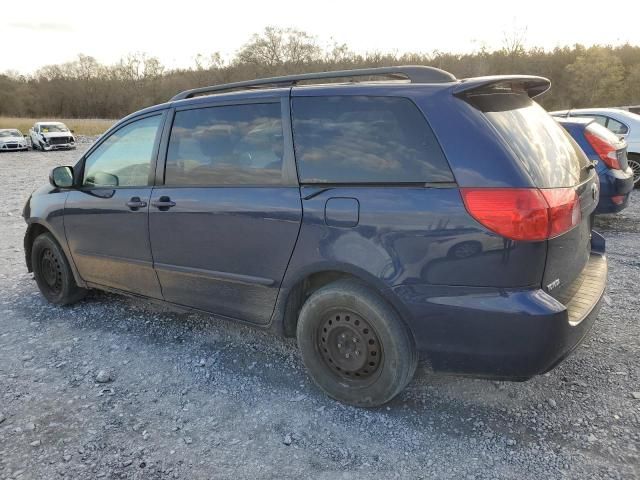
126,197,147,210
152,196,176,211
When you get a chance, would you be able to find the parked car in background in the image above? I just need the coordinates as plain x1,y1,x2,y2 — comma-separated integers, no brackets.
0,129,29,151
556,118,634,213
618,105,640,115
550,108,640,187
29,122,76,151
23,67,607,407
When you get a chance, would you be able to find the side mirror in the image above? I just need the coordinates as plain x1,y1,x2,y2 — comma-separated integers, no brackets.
70,129,75,133
49,166,74,188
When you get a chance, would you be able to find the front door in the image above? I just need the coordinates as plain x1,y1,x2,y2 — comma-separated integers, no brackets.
149,99,302,324
64,113,165,298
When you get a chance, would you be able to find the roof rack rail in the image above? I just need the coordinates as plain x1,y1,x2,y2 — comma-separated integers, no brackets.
170,65,456,101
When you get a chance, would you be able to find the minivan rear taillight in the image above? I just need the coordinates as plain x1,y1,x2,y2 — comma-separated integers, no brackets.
460,188,581,241
584,125,621,170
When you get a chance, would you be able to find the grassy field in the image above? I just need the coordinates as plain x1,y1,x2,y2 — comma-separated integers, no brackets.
0,117,115,136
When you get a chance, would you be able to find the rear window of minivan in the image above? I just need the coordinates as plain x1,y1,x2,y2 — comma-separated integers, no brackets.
292,96,453,184
467,92,590,188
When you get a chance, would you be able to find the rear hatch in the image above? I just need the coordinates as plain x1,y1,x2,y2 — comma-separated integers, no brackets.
457,80,598,299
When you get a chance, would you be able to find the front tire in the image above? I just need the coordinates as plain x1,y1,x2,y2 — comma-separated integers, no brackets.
31,233,87,305
297,280,417,407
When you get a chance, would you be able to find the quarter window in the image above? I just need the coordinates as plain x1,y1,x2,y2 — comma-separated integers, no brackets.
589,115,608,127
165,103,284,186
83,115,162,187
291,96,453,183
606,118,628,135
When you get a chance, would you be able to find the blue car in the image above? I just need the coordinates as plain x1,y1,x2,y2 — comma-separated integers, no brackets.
23,67,607,406
556,117,634,213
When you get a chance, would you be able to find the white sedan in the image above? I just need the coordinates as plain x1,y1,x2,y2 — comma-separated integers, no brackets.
550,108,640,186
0,129,29,151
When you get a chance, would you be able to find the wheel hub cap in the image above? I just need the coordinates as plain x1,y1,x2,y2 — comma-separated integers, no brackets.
318,311,381,380
630,159,640,184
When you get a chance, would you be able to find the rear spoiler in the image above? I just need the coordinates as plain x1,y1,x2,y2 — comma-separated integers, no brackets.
452,75,551,99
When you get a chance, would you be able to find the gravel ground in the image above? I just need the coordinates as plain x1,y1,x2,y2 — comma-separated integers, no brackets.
0,146,639,480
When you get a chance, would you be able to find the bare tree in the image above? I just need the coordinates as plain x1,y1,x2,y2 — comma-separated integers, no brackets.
236,26,321,68
4,27,640,119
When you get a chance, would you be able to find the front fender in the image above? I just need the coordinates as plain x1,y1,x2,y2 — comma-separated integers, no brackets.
24,189,86,288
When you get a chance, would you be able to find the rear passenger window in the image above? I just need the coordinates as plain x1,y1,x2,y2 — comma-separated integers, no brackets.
165,103,284,186
292,96,453,183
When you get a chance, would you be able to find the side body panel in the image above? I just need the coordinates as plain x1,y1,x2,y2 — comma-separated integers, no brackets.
284,187,545,289
64,187,161,297
24,184,85,287
149,187,302,323
150,92,303,324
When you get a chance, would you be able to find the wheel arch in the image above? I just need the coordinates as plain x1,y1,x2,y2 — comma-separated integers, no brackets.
24,221,86,287
24,222,50,272
273,263,414,341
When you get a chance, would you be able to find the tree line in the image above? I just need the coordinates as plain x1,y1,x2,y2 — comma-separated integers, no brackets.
1,27,639,119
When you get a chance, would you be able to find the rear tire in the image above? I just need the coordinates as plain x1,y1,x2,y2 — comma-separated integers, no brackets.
296,280,417,407
628,154,640,188
31,233,87,305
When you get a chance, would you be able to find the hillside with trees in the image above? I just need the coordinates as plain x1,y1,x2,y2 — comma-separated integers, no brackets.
1,27,639,119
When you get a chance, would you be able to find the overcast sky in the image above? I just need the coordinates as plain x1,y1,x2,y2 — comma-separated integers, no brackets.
2,0,639,74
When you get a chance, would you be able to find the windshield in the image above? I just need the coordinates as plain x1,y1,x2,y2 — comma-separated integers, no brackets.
0,130,21,137
40,124,69,133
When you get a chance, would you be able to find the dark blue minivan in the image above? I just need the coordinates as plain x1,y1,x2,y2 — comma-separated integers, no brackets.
23,67,607,406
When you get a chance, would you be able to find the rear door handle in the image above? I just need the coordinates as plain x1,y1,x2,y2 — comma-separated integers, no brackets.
126,197,147,211
152,196,176,211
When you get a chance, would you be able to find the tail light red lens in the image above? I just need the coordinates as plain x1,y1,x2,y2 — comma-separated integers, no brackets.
461,188,581,241
584,127,621,170
611,195,625,205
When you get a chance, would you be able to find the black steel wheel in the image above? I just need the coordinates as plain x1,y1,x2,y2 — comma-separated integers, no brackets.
31,232,87,305
297,280,417,407
39,248,63,296
318,310,382,381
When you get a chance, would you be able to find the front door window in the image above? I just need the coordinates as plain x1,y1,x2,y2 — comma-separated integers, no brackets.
83,115,162,188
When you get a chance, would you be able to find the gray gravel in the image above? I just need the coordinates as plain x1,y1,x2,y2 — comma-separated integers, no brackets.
0,146,639,479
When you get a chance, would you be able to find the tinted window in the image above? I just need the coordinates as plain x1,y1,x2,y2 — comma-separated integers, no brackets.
83,115,162,187
292,96,452,183
606,118,628,135
165,103,284,186
470,93,589,188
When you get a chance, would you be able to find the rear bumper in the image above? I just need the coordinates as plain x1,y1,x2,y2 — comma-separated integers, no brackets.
392,232,607,379
595,167,634,214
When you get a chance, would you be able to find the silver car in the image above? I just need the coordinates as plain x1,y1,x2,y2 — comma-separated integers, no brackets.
0,129,29,151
